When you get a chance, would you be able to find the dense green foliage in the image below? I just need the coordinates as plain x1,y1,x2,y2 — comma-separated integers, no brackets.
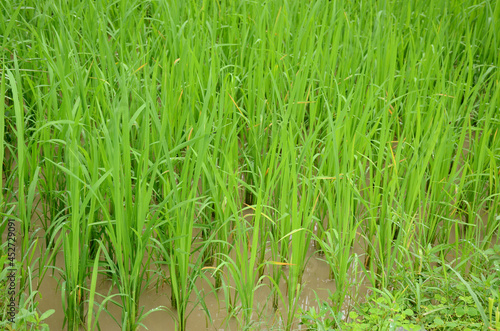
301,245,500,330
1,0,499,330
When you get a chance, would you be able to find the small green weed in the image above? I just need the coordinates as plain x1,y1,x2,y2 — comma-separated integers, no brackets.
300,250,500,331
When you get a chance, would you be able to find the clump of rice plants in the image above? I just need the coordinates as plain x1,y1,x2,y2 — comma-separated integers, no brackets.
1,0,499,330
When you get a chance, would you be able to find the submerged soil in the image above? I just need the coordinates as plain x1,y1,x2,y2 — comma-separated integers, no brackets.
35,238,367,330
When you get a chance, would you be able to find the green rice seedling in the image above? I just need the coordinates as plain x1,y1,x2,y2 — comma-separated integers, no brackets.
199,76,244,271
6,65,43,300
99,75,164,330
224,205,266,328
163,134,213,330
153,68,217,330
313,104,367,311
1,1,499,330
61,120,86,329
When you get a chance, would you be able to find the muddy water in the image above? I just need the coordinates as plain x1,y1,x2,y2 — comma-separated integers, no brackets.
2,154,367,330
35,238,366,330
32,205,494,330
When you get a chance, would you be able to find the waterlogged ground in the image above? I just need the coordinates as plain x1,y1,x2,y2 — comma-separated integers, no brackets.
35,237,364,330
5,149,496,330
4,155,365,330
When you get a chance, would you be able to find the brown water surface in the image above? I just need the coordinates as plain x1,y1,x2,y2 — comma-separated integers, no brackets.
34,237,366,330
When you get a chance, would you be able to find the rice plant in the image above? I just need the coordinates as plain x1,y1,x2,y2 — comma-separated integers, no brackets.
1,0,499,330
